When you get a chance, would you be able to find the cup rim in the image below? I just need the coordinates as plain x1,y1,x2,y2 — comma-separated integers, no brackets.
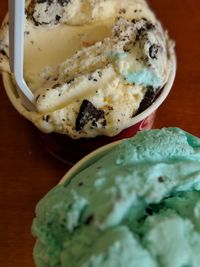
2,50,176,130
59,139,121,184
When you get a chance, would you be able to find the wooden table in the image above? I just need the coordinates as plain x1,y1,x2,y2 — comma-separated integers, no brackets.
0,1,200,266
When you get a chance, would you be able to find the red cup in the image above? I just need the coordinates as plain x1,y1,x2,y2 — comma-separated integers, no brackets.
2,51,176,164
39,111,156,164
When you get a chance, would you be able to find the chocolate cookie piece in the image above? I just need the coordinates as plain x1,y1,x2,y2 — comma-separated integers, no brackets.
145,21,156,31
76,100,105,131
27,0,71,26
135,86,157,115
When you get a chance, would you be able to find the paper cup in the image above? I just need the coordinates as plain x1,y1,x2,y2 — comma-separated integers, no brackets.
38,111,156,164
2,52,176,164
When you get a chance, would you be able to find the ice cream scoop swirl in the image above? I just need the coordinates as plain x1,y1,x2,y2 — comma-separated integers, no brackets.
32,128,200,267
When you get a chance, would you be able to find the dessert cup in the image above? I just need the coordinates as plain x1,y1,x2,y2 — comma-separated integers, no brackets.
2,53,176,163
1,0,177,163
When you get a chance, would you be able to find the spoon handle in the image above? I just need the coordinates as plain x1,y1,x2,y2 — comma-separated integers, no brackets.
9,0,35,106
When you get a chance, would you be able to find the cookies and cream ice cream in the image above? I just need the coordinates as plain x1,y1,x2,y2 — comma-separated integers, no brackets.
0,0,175,138
32,128,200,267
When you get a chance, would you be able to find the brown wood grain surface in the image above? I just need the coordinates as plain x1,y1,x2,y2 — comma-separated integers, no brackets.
0,1,200,266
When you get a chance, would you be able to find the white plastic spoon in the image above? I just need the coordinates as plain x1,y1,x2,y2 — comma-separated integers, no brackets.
9,0,36,110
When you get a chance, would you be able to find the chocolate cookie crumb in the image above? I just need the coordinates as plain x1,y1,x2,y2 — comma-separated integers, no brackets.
55,15,61,22
119,8,126,14
52,83,60,89
149,44,161,59
42,115,50,122
146,207,153,215
158,176,165,183
102,120,107,127
67,78,74,84
146,22,155,31
35,94,40,101
0,50,6,56
57,0,70,6
85,214,94,225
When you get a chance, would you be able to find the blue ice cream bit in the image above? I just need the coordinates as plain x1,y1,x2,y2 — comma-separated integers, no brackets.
124,69,161,88
108,51,161,88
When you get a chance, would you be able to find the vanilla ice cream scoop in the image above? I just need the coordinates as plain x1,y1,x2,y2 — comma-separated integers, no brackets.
0,0,175,139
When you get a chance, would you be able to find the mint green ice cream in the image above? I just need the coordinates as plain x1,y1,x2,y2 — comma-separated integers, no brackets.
32,128,200,267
